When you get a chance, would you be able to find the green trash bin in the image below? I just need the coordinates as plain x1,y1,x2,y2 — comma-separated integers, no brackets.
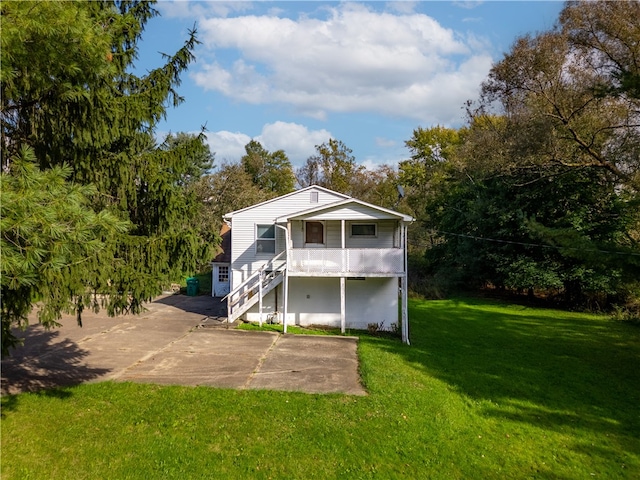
186,277,199,296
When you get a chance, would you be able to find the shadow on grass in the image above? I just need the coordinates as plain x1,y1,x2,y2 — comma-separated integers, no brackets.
1,327,110,400
389,298,640,457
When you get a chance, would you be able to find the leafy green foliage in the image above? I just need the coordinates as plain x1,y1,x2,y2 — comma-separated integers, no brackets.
195,140,295,233
404,2,640,306
295,138,406,208
1,148,129,356
297,139,365,196
0,1,216,355
240,140,295,196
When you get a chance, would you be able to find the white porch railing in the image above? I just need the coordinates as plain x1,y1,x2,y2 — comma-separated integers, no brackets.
224,251,286,322
287,248,404,276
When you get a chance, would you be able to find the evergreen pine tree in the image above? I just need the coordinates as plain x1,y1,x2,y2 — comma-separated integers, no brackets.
1,1,216,355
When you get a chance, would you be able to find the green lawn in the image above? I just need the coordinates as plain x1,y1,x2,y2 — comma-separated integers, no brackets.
2,298,639,479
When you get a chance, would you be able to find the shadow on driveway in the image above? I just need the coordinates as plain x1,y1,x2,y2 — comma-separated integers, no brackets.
153,293,228,318
1,328,111,395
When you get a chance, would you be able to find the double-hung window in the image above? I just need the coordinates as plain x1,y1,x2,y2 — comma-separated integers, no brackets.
256,224,276,254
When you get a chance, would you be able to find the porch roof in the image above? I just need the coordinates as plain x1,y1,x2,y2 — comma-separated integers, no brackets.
276,198,414,223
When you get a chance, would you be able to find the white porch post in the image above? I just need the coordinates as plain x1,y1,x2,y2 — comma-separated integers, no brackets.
340,277,346,334
283,270,289,333
401,275,409,345
340,219,346,334
401,224,410,345
258,271,263,327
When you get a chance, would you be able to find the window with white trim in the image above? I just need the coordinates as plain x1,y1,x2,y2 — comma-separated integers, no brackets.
218,266,229,283
351,223,377,237
256,224,275,254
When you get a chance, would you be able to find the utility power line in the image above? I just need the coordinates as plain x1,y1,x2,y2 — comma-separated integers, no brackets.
411,229,640,258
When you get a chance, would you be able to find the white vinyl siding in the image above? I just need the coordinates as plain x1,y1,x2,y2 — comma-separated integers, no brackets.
347,221,395,248
290,220,396,249
280,277,397,329
299,204,399,221
345,277,398,329
229,188,345,287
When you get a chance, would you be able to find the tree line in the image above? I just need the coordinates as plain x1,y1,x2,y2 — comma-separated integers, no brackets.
2,1,638,355
205,1,640,313
399,1,639,311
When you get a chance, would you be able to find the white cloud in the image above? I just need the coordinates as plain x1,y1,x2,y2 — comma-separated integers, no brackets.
386,2,419,15
191,3,492,124
205,130,251,163
157,1,253,19
255,121,332,164
206,122,332,166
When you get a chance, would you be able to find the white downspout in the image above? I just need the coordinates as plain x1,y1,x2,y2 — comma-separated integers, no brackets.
275,223,290,332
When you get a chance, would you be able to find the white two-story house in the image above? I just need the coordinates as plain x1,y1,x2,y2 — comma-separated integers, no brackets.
212,185,414,344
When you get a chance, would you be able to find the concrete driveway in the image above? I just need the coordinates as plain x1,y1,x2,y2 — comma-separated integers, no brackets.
1,294,366,396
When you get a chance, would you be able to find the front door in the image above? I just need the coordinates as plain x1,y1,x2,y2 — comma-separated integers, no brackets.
213,264,230,297
305,221,325,247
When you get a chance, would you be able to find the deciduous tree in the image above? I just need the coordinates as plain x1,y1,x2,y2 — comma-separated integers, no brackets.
297,139,366,196
240,140,295,195
408,2,640,304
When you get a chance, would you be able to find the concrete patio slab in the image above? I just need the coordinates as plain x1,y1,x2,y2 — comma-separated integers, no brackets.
117,330,280,389
1,295,366,396
248,335,365,395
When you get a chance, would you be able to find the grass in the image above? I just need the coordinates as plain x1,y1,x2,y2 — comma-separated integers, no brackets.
2,297,639,479
238,322,345,336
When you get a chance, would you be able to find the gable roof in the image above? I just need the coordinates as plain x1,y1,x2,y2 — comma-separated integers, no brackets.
223,185,350,220
276,197,414,223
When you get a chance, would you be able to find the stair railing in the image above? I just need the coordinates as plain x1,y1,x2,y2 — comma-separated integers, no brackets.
222,250,287,323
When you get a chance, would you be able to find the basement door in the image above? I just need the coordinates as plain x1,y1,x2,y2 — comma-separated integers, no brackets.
213,264,230,297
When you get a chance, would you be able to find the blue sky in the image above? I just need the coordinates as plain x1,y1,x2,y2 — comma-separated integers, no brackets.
136,1,564,169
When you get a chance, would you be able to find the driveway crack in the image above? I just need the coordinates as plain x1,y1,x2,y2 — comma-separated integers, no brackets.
242,333,281,389
108,327,196,381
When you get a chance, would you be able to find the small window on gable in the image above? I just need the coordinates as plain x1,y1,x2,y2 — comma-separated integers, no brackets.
351,223,377,237
256,224,275,254
310,191,319,203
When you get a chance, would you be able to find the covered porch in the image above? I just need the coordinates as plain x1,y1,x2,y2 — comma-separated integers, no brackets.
274,198,413,344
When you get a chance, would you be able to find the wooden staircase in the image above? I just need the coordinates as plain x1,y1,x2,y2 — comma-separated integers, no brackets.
224,252,286,323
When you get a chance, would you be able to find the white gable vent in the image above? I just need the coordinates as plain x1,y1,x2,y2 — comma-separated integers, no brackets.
310,191,319,203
